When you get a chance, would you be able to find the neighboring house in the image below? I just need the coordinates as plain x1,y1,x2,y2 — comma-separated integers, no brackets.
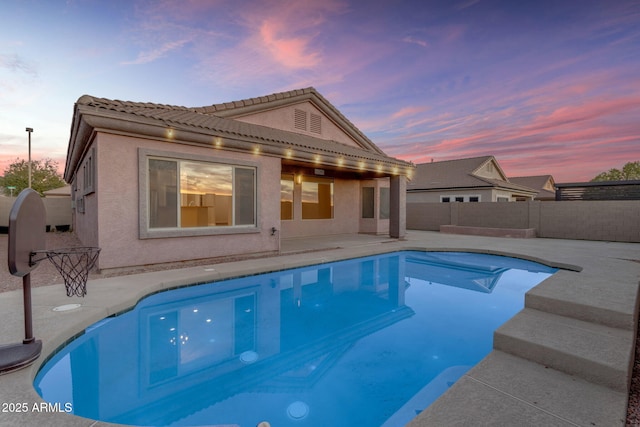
508,175,556,201
407,156,537,203
64,88,414,272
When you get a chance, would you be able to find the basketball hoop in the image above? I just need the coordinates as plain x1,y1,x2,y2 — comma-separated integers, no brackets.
2,189,101,375
31,247,101,297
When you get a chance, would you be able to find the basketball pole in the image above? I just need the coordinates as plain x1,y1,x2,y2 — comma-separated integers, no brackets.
22,273,35,344
26,127,33,189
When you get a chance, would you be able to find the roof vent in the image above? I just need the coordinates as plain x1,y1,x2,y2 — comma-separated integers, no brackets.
310,113,321,134
294,109,307,131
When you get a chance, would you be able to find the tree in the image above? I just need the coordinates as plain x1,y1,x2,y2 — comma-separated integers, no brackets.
0,158,66,196
591,161,640,182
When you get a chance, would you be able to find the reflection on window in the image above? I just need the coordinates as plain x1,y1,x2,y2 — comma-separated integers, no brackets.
301,176,333,219
379,187,390,219
362,187,374,219
148,158,255,229
149,159,178,228
146,293,256,385
281,174,294,220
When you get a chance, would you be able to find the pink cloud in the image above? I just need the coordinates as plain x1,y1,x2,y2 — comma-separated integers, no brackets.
391,106,430,120
242,0,348,70
258,20,320,69
122,39,191,65
402,36,429,48
376,62,640,182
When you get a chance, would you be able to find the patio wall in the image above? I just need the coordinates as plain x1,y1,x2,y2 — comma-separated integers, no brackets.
407,200,640,242
0,195,71,232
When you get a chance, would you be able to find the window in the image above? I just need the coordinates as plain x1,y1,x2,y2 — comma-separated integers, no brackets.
301,176,333,219
379,187,390,219
497,197,509,202
361,187,374,218
281,174,294,220
441,195,480,203
148,158,255,229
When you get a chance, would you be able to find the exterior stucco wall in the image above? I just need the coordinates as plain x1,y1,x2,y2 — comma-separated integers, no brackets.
235,102,362,149
279,178,360,238
88,133,280,271
71,139,100,248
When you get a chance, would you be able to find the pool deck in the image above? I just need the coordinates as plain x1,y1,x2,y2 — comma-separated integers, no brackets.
0,230,639,426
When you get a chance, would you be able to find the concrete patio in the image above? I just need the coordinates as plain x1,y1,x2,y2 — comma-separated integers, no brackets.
0,230,638,426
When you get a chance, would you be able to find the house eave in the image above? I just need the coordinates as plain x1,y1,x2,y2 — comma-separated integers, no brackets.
66,107,414,180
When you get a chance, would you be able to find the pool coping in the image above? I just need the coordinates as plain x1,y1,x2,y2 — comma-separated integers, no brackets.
0,231,638,426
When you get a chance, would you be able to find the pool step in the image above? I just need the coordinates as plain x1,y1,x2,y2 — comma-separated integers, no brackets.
525,270,639,331
493,307,634,392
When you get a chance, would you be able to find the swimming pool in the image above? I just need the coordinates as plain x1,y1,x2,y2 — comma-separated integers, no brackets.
34,251,557,426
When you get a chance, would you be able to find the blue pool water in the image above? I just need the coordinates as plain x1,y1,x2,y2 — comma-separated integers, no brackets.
35,251,556,427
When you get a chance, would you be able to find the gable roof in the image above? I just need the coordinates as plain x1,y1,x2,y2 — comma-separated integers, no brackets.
509,175,556,199
194,87,386,155
65,88,413,182
407,156,537,194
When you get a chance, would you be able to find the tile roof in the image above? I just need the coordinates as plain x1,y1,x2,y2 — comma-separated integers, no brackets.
69,89,413,180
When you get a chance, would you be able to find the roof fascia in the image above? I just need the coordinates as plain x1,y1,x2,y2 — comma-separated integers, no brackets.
70,108,413,177
408,183,538,195
64,106,96,182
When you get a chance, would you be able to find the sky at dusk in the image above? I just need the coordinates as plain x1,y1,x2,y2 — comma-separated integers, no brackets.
1,0,638,182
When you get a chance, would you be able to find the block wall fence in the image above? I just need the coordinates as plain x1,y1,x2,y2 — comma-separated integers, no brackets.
0,196,71,232
2,196,638,242
407,200,640,243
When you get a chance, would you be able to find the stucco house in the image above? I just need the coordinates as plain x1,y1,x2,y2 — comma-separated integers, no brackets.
508,175,556,201
64,88,414,272
407,156,537,203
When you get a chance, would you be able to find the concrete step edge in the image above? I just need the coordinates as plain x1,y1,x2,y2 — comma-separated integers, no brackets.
493,308,633,392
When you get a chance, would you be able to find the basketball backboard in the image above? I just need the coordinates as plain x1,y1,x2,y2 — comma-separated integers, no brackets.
8,189,46,277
